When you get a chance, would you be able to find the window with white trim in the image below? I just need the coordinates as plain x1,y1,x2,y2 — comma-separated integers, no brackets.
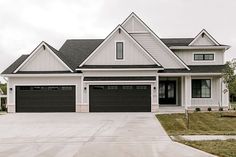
116,42,124,60
192,79,211,98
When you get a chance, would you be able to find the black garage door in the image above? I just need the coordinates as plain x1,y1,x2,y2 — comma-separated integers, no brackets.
89,85,151,112
16,86,75,112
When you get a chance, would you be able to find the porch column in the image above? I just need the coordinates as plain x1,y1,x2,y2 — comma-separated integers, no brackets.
156,75,159,106
181,76,184,106
184,76,191,109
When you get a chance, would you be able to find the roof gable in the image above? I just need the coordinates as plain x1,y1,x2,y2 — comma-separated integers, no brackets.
122,14,149,33
79,25,161,67
14,42,73,73
189,29,219,46
122,12,190,70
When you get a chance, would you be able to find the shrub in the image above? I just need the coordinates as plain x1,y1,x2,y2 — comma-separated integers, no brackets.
195,107,201,112
219,107,224,111
207,107,212,112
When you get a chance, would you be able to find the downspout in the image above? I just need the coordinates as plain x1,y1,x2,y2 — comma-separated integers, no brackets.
220,78,223,108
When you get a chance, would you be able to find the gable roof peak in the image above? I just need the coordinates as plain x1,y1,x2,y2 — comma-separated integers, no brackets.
79,24,161,67
189,29,220,46
13,41,74,73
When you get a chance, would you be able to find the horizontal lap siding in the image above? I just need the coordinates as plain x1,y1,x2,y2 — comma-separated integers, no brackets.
174,49,224,65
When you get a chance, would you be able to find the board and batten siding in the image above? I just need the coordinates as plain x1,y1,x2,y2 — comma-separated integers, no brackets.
85,31,155,65
131,34,186,69
7,76,82,113
173,49,224,65
122,16,148,32
191,35,216,46
20,47,69,71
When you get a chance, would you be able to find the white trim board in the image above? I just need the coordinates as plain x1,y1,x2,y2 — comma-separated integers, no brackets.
121,12,190,70
76,68,163,71
2,74,82,77
84,81,156,83
158,73,222,76
189,29,220,46
79,25,161,67
13,41,73,73
170,46,230,50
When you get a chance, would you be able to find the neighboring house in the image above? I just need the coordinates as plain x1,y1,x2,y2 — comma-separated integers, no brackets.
1,13,230,113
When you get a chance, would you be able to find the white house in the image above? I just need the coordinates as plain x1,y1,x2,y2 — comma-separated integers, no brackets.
1,12,230,113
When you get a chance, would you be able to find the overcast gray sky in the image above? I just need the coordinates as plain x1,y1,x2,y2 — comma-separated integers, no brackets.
0,0,235,82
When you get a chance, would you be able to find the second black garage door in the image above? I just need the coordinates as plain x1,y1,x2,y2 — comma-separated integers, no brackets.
16,86,75,112
89,85,151,112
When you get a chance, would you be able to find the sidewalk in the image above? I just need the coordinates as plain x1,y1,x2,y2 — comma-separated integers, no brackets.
172,135,236,141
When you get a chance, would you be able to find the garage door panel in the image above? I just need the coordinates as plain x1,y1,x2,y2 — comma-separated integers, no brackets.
16,86,75,112
89,85,151,112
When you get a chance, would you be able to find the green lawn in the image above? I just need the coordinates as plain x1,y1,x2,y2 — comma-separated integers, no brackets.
179,140,236,157
156,112,236,135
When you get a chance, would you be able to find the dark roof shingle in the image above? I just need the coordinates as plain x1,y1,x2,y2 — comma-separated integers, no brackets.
1,55,29,74
59,39,104,70
160,38,194,47
159,65,225,73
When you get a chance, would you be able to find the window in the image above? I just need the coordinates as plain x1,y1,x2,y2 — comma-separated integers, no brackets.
93,86,104,90
33,87,43,90
48,87,59,90
107,86,118,90
116,42,123,60
194,54,214,61
62,87,73,90
192,79,211,98
122,86,133,90
136,86,147,90
19,86,31,90
159,84,165,98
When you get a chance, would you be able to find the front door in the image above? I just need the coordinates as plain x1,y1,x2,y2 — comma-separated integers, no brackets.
159,81,176,105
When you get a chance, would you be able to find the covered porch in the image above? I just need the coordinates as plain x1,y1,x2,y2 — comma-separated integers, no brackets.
156,73,228,112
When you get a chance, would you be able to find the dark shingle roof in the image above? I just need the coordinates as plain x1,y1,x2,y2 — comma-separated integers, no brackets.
1,38,226,74
59,39,104,70
1,55,29,74
159,65,226,73
58,38,193,69
160,38,194,47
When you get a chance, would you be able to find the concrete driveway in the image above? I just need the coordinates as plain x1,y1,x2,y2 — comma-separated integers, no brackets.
0,113,214,157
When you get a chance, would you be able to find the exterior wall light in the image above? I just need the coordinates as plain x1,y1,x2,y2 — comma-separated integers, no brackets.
84,87,87,90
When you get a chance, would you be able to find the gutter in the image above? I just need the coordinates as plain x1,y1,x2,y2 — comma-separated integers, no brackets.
169,46,230,50
76,68,164,71
1,73,83,77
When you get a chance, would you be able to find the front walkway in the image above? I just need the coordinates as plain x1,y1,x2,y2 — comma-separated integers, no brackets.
174,135,236,141
0,113,214,157
157,106,185,114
